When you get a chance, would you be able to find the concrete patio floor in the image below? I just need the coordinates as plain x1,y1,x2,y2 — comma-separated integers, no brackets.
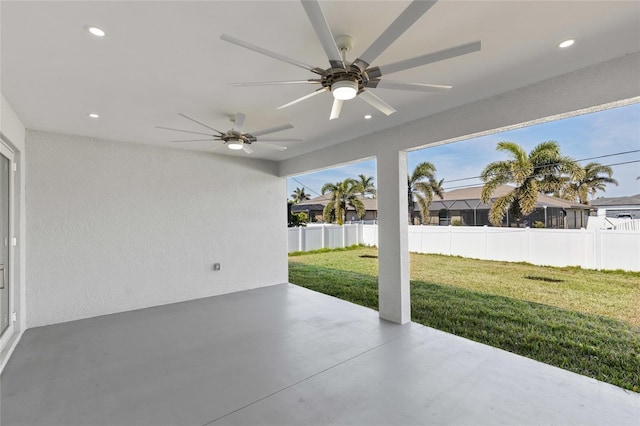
1,283,638,425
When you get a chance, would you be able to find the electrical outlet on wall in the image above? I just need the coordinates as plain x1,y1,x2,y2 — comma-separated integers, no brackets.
213,263,221,271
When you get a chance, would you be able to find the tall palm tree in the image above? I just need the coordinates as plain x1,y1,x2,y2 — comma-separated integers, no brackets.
356,174,376,198
560,162,618,204
480,140,582,226
290,187,310,204
408,162,444,224
321,178,365,224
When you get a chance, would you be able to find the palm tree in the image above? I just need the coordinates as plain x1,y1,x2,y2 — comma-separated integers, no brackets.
321,178,365,224
408,162,444,224
356,174,376,198
560,162,618,204
290,187,310,204
480,140,582,226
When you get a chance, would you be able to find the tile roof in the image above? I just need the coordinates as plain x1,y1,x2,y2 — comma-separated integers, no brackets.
431,185,589,210
590,194,640,207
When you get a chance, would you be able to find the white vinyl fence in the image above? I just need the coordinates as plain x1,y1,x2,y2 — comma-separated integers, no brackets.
288,224,362,252
288,224,640,272
614,219,640,231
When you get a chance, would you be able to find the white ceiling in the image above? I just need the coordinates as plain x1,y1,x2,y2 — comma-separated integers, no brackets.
2,1,639,161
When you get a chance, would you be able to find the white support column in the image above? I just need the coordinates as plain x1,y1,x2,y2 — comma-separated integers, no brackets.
376,149,410,324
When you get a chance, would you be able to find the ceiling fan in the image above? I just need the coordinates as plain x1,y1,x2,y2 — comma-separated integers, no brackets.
221,0,481,120
157,113,303,154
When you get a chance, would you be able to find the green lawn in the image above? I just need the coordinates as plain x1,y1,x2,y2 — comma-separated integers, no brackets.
289,246,640,392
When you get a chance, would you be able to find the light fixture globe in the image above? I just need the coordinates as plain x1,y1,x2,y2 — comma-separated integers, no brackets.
227,140,244,150
332,80,358,100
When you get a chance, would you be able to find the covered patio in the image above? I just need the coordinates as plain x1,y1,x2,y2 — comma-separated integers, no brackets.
3,284,638,425
1,1,639,424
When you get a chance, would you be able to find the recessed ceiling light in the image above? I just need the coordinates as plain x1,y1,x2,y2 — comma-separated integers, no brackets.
86,26,106,37
364,115,372,120
87,113,99,118
558,39,575,48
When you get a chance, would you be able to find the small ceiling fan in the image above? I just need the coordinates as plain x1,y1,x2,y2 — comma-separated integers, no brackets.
221,0,481,120
157,113,303,154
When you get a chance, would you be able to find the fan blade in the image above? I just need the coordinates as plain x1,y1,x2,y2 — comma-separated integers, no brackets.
257,137,303,143
242,144,255,154
220,34,320,73
233,112,246,132
358,90,396,116
156,126,214,137
178,113,224,134
370,80,451,93
377,41,481,76
171,139,216,143
329,98,343,120
231,80,322,87
251,124,294,137
353,0,437,71
277,87,329,110
254,142,287,151
301,0,344,68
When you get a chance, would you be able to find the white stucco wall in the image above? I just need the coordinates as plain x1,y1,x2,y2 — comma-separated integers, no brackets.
26,131,287,327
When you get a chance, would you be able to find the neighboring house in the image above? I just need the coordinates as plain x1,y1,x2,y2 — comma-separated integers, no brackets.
590,194,640,219
295,185,589,228
420,185,590,229
291,195,378,223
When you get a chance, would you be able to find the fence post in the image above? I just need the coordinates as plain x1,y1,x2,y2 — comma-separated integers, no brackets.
342,225,347,248
526,227,531,263
484,225,489,260
298,226,303,252
321,224,326,249
582,228,589,269
448,225,453,255
595,228,602,270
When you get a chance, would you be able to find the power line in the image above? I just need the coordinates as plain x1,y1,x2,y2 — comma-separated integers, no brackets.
290,177,321,197
442,159,640,191
441,149,640,186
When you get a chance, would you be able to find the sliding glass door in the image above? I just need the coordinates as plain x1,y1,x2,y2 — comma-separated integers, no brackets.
0,150,11,338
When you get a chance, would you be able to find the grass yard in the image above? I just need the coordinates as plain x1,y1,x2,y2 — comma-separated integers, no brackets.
289,246,640,392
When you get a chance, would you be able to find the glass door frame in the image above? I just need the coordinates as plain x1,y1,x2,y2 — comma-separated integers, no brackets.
0,140,15,349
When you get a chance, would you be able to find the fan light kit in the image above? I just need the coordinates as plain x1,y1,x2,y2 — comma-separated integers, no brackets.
221,0,481,120
227,141,244,150
157,113,303,155
87,113,99,118
332,80,358,100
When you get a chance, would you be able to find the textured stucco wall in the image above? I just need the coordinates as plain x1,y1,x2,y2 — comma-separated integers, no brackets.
26,131,287,327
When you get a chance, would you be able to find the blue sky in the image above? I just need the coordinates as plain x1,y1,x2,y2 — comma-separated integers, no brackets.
287,103,640,200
